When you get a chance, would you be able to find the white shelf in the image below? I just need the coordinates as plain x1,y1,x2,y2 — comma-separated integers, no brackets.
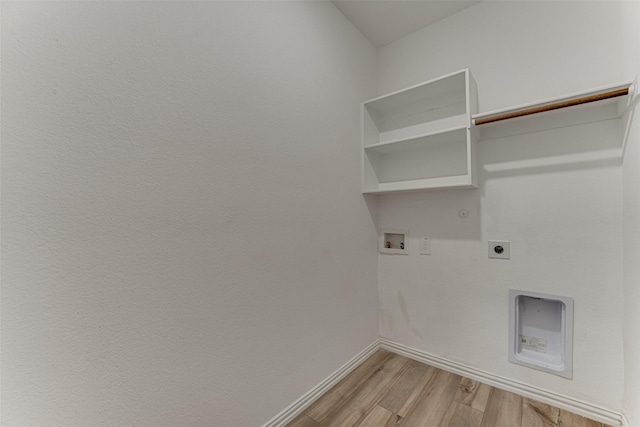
472,81,634,140
365,124,468,153
364,174,473,194
375,114,467,146
362,69,478,194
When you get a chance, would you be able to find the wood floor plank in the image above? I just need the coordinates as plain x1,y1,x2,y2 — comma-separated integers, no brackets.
318,354,412,427
377,360,436,417
289,351,613,427
522,397,560,427
481,387,523,427
356,405,397,427
558,409,609,427
454,378,492,412
334,350,394,397
440,401,484,427
304,350,393,422
288,413,319,427
400,369,463,427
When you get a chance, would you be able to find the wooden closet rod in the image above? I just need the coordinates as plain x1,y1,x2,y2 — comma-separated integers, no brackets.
474,87,630,126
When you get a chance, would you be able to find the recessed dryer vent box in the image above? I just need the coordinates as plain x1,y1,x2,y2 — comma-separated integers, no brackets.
508,290,574,379
380,230,408,255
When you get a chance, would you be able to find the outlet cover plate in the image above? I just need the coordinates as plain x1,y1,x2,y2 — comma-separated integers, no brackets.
420,237,431,255
489,240,510,259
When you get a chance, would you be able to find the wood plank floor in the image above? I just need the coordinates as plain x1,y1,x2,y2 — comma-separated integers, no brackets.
286,350,612,427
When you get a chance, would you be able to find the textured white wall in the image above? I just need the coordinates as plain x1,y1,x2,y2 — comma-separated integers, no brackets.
620,2,640,425
376,1,630,410
1,2,378,426
377,2,629,112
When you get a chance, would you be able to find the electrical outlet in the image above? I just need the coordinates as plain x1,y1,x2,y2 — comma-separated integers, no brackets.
489,240,510,259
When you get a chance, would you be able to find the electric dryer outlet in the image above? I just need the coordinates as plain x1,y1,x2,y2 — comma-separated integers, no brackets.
489,240,510,259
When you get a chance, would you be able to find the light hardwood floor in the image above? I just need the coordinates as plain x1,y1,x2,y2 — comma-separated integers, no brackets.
286,350,612,427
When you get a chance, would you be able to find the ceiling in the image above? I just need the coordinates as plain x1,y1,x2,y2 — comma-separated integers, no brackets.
332,0,480,48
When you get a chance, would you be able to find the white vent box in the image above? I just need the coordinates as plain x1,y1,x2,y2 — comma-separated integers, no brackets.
508,290,574,379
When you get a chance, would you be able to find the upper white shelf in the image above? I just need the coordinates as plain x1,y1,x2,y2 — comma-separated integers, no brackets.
364,70,470,143
472,81,634,140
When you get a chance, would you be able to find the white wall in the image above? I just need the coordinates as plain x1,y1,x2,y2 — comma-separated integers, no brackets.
623,97,640,426
620,2,640,425
376,1,631,410
1,2,379,426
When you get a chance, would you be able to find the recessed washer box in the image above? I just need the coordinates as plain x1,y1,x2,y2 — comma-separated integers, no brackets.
508,289,574,379
380,229,409,255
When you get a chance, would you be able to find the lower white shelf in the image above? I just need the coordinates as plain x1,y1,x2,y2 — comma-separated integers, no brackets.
363,174,474,194
362,127,477,194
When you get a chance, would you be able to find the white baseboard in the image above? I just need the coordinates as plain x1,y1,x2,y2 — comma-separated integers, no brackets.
264,338,627,427
379,339,624,427
261,339,381,427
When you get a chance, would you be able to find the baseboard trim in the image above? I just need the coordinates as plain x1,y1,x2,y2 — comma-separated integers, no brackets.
261,339,381,427
264,338,626,427
379,339,624,427
622,414,631,427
